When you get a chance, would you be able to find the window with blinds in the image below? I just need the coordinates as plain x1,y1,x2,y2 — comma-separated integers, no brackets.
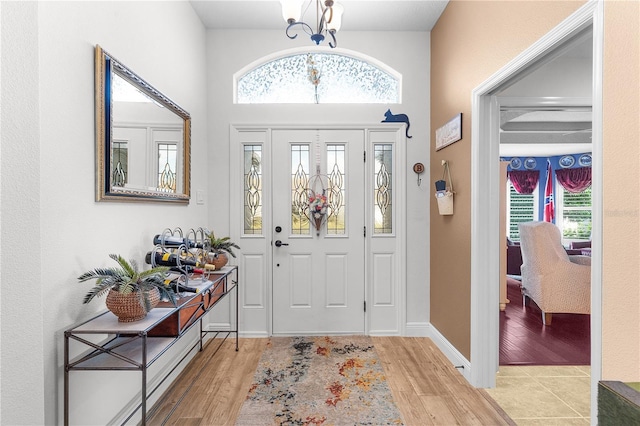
507,181,536,242
556,186,592,241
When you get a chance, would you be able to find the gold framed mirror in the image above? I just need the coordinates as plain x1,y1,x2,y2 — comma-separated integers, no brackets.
95,45,191,203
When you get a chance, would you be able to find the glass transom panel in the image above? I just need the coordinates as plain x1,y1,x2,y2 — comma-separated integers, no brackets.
237,53,399,104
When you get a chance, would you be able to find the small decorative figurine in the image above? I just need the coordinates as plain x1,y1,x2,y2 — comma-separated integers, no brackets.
381,109,412,139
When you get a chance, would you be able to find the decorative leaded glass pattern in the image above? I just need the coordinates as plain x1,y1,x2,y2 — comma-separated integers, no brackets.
374,144,393,234
237,53,399,104
244,145,262,234
112,141,128,187
291,145,311,234
327,145,345,235
157,143,177,192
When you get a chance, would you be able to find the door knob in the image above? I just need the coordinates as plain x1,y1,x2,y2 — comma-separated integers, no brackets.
274,240,289,247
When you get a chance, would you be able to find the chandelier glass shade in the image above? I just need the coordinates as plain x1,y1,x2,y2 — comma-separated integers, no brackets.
281,0,344,48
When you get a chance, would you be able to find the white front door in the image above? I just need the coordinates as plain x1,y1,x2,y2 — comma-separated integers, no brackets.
271,129,365,334
230,125,405,337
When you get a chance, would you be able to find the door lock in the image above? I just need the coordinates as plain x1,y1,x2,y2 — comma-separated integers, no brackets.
274,240,289,247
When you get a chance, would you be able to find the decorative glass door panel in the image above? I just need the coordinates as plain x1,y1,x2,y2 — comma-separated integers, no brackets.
157,143,177,192
244,145,263,235
112,141,128,187
374,144,393,234
326,145,346,235
291,145,310,235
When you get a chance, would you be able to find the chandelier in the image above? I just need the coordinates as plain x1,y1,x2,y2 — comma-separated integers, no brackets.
280,0,344,48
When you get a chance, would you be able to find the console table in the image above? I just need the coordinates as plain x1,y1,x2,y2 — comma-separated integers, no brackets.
64,266,238,426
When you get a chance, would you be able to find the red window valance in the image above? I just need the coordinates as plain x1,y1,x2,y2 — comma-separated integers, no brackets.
507,170,540,194
555,167,592,193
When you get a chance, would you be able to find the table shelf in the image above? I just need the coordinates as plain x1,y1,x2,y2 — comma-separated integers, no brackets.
64,266,238,425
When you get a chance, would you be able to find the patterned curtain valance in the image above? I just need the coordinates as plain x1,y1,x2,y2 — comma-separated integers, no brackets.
507,170,540,194
555,167,592,193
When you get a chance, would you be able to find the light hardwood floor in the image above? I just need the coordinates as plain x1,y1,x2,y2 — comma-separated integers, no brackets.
147,337,514,425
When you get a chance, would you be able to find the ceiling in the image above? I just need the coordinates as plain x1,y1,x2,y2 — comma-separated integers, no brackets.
190,0,592,157
498,32,593,157
499,107,592,157
189,0,449,31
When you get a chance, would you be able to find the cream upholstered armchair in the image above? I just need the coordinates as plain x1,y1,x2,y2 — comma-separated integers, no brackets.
518,221,591,325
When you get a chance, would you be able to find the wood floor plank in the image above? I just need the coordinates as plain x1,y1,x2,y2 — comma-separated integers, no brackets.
167,417,203,426
147,338,267,426
501,279,590,365
373,337,512,425
394,391,437,425
148,336,512,425
418,395,460,425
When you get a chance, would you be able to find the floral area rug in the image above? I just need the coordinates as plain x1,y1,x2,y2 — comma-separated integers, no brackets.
236,336,404,425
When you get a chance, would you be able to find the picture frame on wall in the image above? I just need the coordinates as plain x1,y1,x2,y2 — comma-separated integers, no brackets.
435,113,462,151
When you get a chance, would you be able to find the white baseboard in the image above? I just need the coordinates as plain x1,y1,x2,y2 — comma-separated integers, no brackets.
108,330,201,425
206,322,231,331
405,321,430,337
238,331,269,337
428,323,472,383
205,321,269,338
368,330,402,336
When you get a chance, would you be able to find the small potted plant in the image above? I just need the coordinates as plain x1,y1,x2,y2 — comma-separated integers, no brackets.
77,254,177,322
206,231,240,270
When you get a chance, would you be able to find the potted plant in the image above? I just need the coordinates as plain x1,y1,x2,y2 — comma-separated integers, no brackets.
78,254,177,322
206,231,240,269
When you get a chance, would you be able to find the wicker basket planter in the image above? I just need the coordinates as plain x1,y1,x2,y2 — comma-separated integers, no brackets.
106,287,161,322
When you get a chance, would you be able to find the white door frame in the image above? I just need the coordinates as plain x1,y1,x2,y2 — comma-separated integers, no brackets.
229,123,406,338
469,0,603,420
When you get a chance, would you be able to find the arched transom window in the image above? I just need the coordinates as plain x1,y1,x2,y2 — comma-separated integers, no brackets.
236,52,400,104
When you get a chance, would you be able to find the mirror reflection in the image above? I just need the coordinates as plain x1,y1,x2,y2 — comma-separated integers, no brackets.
95,45,191,203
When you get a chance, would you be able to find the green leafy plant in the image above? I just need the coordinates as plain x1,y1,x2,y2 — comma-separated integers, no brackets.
206,232,240,258
78,254,177,310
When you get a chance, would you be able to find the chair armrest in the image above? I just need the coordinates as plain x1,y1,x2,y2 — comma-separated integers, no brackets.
538,260,591,313
569,255,591,266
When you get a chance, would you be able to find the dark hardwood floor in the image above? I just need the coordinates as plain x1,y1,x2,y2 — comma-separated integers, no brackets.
500,278,590,365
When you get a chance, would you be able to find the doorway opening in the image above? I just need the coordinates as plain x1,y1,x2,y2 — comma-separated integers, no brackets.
469,0,603,421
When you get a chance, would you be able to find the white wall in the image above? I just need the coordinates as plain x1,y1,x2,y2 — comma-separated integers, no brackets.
205,30,431,334
1,5,431,424
1,2,43,425
1,1,208,425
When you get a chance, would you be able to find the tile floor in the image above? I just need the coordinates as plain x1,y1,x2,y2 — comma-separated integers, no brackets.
485,365,591,425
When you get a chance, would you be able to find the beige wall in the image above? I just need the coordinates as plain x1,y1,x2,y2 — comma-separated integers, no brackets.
602,0,640,381
430,0,640,380
430,0,585,359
